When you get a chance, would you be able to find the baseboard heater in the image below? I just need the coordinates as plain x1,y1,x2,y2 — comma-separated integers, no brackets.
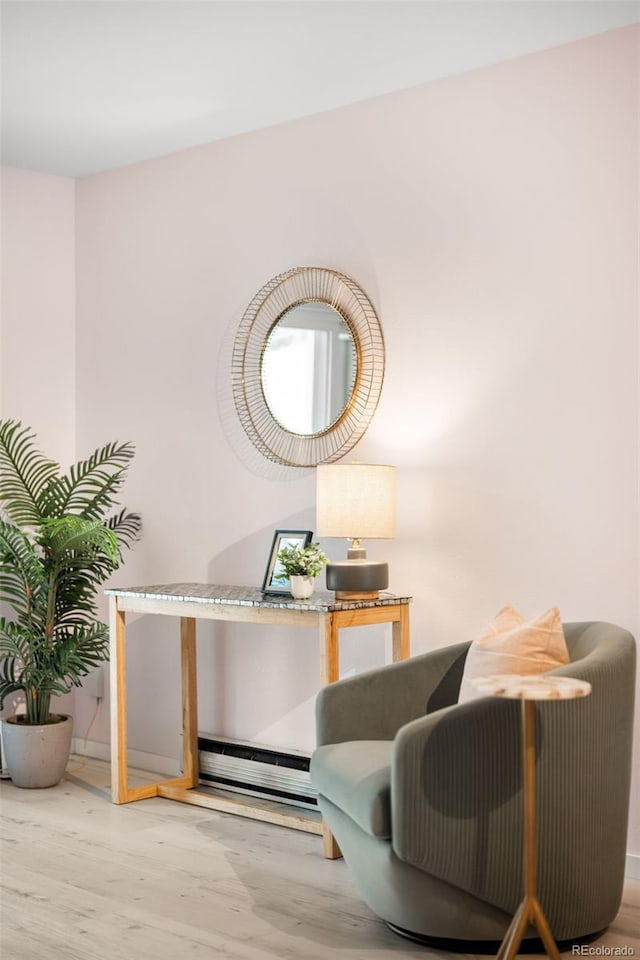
198,733,318,810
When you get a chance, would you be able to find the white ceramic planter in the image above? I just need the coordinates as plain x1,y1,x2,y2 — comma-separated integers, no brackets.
1,714,73,788
289,575,315,599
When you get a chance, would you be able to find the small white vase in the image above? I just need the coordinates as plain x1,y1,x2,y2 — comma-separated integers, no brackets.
289,575,315,600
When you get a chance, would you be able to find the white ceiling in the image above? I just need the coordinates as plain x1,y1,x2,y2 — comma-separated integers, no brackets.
2,0,638,178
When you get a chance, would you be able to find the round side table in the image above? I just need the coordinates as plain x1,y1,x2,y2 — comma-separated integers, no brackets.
471,673,592,960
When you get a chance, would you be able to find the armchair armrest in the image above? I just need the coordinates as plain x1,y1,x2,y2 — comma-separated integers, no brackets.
391,695,523,913
315,641,469,746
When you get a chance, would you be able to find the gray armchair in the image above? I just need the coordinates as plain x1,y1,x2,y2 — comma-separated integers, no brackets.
310,622,636,948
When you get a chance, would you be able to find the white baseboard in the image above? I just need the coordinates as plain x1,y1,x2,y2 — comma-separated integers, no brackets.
625,854,640,879
71,737,179,778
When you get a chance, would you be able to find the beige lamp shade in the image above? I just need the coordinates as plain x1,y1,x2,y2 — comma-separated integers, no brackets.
316,463,396,540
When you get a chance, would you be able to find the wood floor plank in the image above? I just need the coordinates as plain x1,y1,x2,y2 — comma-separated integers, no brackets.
1,757,638,960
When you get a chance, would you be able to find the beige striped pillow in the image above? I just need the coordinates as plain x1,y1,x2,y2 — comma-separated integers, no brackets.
457,605,569,704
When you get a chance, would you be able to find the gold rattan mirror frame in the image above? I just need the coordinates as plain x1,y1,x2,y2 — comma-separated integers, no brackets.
231,266,385,467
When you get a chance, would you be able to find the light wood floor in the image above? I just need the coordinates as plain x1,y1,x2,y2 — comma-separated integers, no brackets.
1,757,638,960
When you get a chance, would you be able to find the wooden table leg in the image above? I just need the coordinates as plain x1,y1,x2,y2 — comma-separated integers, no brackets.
180,617,198,787
322,822,343,859
319,611,342,858
392,603,410,661
320,611,339,684
109,598,129,803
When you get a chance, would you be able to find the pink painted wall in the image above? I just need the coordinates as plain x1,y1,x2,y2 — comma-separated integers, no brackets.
1,167,76,460
5,26,639,853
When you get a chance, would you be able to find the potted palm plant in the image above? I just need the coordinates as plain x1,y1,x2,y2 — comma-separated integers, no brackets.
0,419,141,787
276,542,328,599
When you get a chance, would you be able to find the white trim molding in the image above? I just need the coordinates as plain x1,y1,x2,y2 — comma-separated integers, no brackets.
625,854,640,879
71,738,179,779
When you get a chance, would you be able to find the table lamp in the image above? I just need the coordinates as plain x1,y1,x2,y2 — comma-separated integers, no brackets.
316,463,396,599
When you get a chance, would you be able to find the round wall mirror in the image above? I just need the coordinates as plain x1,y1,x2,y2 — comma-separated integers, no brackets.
231,266,384,467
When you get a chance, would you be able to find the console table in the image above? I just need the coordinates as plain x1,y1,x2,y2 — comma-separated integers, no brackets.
106,583,411,856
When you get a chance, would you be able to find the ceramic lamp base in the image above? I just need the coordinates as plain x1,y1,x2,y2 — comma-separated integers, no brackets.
326,560,388,597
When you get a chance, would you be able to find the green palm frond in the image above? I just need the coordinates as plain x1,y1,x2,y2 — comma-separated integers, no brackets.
0,619,107,713
53,512,141,618
49,520,120,621
40,517,120,635
0,618,34,662
39,515,120,564
0,420,60,526
0,520,48,624
52,623,110,682
52,563,108,628
0,620,35,709
40,441,136,520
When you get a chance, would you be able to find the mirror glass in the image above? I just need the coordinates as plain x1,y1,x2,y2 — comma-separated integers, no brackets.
261,302,357,435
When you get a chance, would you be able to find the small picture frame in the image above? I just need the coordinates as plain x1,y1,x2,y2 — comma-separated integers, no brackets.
261,529,313,594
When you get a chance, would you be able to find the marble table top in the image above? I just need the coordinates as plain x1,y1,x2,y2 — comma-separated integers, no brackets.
471,673,592,701
105,582,412,613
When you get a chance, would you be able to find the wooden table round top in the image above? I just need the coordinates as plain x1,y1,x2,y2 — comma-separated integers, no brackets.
471,673,592,701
